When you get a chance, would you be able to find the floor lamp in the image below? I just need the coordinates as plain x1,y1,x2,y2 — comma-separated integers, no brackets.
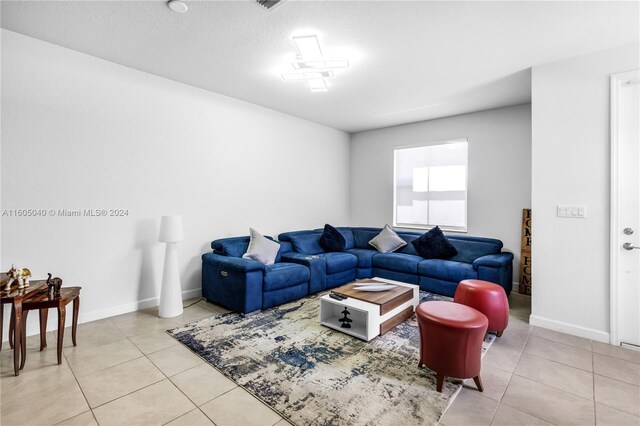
158,215,184,318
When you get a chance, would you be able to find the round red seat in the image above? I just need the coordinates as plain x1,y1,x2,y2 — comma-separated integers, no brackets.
454,279,509,337
416,301,488,393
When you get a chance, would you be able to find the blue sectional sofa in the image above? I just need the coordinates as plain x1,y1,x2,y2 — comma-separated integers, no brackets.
201,227,513,314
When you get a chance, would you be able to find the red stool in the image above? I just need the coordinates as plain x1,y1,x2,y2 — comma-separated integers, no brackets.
416,301,488,392
454,279,509,337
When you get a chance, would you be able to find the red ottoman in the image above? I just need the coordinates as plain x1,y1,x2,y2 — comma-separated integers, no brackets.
416,301,488,392
454,279,509,337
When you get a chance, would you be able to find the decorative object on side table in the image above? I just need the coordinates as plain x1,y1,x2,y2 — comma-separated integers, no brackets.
158,215,184,318
3,265,31,291
46,273,63,298
339,307,352,328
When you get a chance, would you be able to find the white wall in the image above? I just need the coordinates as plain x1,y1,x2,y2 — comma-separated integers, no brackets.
1,30,350,336
349,105,532,279
530,43,640,342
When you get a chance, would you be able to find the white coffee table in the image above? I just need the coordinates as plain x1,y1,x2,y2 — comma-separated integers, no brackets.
319,277,419,341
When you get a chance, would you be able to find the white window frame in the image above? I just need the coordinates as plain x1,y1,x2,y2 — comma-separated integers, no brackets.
393,138,469,232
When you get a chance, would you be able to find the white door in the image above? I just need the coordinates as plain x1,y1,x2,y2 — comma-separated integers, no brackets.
611,70,640,349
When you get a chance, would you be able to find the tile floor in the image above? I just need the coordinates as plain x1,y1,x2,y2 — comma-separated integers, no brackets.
1,293,638,426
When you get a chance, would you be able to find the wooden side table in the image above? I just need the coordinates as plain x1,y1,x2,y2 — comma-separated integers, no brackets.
18,287,81,369
0,279,47,376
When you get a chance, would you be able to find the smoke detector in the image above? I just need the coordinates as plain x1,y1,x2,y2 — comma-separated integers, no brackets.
167,1,188,13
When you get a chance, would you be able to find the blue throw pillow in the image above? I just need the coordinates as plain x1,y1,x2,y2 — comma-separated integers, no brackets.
319,224,346,252
412,226,458,259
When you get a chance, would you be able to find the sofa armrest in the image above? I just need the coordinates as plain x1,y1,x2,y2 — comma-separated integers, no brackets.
281,253,327,293
201,253,264,314
472,252,514,295
201,253,265,273
472,253,514,270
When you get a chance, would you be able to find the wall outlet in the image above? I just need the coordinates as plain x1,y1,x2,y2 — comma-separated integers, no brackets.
557,205,587,218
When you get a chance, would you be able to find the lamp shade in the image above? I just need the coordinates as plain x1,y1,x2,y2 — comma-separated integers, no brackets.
158,215,184,242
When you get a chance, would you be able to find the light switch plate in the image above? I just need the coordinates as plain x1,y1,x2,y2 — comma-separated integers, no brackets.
557,205,587,218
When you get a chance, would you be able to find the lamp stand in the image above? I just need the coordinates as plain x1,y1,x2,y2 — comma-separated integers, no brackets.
159,242,183,318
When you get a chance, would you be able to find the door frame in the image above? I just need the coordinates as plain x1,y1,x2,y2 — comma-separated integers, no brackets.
609,69,639,346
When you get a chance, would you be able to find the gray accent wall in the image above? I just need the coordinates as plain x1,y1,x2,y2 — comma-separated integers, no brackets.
349,104,532,280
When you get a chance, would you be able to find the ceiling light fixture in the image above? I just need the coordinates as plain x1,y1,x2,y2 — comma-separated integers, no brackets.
167,0,188,13
282,70,334,81
282,34,349,92
293,36,323,60
292,58,349,70
308,79,328,92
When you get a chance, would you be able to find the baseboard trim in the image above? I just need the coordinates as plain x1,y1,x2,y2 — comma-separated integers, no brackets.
529,314,610,343
512,281,519,292
80,288,202,324
16,288,202,338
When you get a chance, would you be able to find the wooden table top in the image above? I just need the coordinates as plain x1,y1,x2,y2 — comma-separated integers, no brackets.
22,287,81,308
332,279,414,315
0,280,47,303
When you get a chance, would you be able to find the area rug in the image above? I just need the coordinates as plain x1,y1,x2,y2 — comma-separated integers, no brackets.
168,291,494,426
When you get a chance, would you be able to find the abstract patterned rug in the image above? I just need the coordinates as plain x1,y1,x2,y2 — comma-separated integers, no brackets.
168,291,494,426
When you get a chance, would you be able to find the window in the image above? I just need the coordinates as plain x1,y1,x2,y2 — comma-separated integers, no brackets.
393,139,468,231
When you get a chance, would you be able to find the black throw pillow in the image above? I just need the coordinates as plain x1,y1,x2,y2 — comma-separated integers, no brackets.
319,224,346,252
412,226,458,259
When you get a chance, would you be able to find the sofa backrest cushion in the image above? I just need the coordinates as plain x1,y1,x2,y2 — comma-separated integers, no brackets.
336,228,355,250
278,241,293,254
396,234,421,256
288,233,325,255
279,228,355,253
352,228,382,250
212,235,282,262
446,236,502,263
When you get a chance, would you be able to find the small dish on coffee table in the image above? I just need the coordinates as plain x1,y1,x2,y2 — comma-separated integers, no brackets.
353,284,395,292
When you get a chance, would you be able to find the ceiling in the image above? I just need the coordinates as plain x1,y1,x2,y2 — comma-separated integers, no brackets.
2,1,638,133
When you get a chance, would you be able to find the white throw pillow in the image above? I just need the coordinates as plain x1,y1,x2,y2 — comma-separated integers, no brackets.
242,228,280,266
369,225,407,253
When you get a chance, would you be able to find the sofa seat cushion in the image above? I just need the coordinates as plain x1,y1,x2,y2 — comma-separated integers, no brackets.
323,252,358,274
418,259,478,283
345,248,377,268
372,253,423,274
263,263,310,292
